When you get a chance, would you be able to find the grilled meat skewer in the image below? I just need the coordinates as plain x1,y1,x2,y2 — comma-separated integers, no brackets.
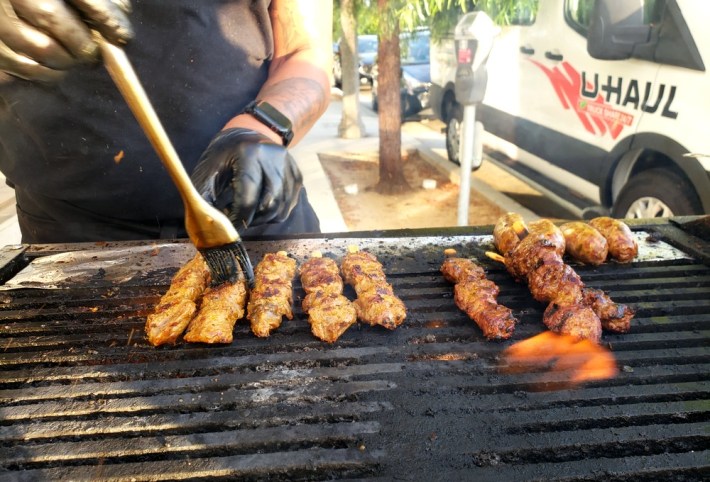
183,279,248,344
440,249,517,340
145,253,211,346
341,246,406,330
299,251,357,343
491,214,633,342
246,251,297,337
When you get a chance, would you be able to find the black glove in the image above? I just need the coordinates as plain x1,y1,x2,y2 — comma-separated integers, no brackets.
191,128,304,229
0,0,133,81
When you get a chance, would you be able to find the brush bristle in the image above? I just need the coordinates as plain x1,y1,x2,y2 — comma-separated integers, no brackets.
200,243,254,287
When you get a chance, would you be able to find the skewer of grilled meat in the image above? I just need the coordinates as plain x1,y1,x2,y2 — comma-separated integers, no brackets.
340,245,406,330
491,215,633,341
440,249,517,340
299,251,357,343
183,278,248,344
246,251,297,337
588,216,638,263
145,253,210,346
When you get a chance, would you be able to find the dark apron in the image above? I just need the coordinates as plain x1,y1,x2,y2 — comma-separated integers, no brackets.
15,186,320,243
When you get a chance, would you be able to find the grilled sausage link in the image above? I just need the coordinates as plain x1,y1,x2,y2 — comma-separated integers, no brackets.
588,217,638,263
560,221,609,266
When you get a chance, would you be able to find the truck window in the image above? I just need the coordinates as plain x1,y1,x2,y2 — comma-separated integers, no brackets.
564,0,596,35
565,0,663,36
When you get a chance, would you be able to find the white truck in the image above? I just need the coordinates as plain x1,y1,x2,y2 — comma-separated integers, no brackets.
429,0,710,218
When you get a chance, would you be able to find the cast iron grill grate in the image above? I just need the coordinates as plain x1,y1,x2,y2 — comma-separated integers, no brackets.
0,226,708,481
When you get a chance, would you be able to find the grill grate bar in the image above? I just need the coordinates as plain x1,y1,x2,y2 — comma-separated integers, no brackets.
2,421,381,468
455,450,710,482
466,421,709,461
0,447,382,482
0,401,393,444
496,400,710,433
0,362,406,404
0,379,395,422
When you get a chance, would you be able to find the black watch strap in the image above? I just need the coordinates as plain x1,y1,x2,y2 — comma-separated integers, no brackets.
242,100,294,147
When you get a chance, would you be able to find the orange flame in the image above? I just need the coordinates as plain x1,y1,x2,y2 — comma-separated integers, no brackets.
500,331,618,390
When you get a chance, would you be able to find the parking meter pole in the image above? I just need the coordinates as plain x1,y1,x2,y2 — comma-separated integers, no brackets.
457,104,476,226
453,11,497,227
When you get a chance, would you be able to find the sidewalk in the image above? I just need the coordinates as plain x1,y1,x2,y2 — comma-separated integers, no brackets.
0,90,537,246
293,90,538,232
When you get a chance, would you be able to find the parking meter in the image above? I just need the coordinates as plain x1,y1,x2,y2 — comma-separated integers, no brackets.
453,12,498,226
454,12,497,104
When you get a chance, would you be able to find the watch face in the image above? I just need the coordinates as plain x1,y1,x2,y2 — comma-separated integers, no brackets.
248,101,293,146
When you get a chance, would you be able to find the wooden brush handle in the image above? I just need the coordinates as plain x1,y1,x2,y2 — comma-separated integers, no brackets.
97,35,239,247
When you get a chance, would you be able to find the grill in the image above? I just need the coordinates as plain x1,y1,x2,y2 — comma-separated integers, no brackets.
0,218,709,481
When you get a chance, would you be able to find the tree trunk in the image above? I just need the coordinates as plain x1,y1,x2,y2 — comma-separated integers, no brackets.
338,0,366,139
376,0,410,194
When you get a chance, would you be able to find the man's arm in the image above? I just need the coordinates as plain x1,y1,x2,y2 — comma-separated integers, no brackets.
223,0,332,147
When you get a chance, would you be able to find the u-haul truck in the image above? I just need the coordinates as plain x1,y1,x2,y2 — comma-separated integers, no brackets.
430,0,710,218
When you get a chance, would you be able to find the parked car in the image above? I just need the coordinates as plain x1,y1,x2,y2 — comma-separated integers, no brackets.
371,29,431,120
429,0,710,219
333,34,378,88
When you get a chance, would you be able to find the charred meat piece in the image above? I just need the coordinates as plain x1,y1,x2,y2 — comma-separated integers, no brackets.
441,253,517,340
582,287,634,333
504,219,566,281
341,246,406,330
145,253,210,346
543,302,602,344
247,251,297,338
299,252,356,343
183,279,248,344
526,257,584,305
560,221,609,266
588,217,638,263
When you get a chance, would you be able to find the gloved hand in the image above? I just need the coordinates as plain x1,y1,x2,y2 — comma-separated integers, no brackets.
191,128,304,229
0,0,133,81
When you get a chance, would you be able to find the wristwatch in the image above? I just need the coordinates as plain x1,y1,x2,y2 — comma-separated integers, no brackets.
242,100,294,147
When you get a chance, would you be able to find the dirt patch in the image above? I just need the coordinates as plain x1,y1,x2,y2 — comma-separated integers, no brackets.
318,150,507,231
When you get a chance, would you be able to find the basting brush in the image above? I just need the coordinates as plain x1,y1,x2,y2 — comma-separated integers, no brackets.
96,35,254,286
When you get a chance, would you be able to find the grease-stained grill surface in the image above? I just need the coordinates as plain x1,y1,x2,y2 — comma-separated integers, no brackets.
0,223,708,481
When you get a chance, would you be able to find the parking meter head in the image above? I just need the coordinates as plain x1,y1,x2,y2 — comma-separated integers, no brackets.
453,12,499,105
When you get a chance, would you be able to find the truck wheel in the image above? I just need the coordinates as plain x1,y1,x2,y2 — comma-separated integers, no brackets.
445,105,462,165
611,168,703,218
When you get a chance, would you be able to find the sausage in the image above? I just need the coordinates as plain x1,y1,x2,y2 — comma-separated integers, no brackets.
588,217,638,263
493,212,527,255
560,221,609,266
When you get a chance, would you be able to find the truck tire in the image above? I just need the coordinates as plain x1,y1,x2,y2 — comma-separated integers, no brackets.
445,104,462,165
611,168,703,218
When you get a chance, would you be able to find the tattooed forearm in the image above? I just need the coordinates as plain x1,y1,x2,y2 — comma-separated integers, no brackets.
260,77,328,135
